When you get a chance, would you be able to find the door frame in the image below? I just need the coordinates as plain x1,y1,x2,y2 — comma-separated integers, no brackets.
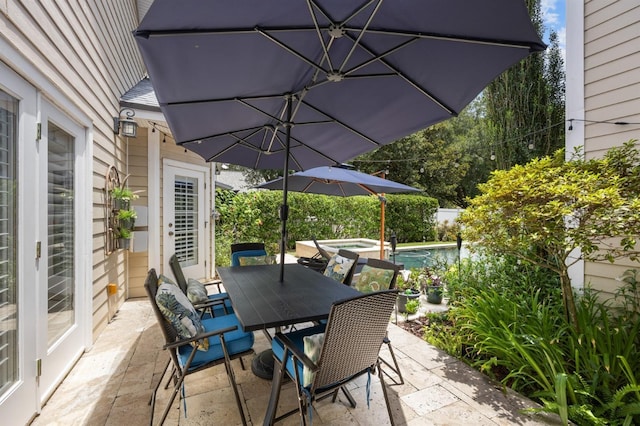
162,159,212,280
36,98,90,404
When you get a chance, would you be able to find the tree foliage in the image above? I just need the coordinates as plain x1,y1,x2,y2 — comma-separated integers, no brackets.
484,0,565,169
458,140,640,328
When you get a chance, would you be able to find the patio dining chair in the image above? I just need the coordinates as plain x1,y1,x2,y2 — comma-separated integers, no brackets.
352,258,404,385
144,268,254,426
169,254,232,317
265,290,398,425
322,249,359,286
231,242,268,266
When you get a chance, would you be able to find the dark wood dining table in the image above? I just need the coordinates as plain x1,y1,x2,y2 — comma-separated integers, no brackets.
216,263,361,332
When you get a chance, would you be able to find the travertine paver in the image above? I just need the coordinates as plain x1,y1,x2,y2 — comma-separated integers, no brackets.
31,298,557,426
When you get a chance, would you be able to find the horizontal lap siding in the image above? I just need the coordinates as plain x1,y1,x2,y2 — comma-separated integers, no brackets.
583,0,640,295
2,0,146,340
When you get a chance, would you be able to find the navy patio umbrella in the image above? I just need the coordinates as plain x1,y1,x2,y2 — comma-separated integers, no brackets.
258,165,421,259
133,0,545,279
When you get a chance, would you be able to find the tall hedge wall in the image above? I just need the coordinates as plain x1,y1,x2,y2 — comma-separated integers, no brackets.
214,189,437,266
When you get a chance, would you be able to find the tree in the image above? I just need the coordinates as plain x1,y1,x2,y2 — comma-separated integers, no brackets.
483,0,565,169
458,141,640,329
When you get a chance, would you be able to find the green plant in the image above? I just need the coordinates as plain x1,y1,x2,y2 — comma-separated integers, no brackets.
115,227,132,239
459,140,640,329
403,298,420,320
111,186,139,201
116,209,137,221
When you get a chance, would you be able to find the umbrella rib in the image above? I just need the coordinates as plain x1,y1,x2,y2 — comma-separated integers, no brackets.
307,0,335,72
256,28,329,76
343,32,456,115
297,97,380,147
336,0,383,75
349,27,545,51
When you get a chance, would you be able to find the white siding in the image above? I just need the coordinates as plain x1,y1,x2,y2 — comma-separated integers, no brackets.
581,0,640,295
1,0,146,340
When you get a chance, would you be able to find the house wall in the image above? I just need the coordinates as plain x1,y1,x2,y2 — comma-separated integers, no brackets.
581,0,640,294
0,1,146,339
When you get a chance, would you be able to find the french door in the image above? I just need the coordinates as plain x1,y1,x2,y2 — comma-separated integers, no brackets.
163,160,209,280
0,64,86,424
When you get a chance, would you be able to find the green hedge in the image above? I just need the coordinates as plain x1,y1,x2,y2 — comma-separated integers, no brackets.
215,189,437,265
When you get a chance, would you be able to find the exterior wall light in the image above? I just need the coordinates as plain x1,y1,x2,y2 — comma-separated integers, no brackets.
113,108,138,137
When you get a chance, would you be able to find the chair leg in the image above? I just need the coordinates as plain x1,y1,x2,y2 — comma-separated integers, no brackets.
220,335,248,426
263,357,286,425
149,358,171,426
380,335,404,385
377,361,396,426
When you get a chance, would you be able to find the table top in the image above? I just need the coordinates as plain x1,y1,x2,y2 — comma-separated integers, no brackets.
217,263,361,332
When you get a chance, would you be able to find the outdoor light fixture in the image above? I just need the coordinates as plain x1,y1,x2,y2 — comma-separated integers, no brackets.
113,108,138,138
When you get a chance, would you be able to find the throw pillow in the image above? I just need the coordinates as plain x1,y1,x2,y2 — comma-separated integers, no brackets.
238,255,267,266
186,278,209,304
155,277,208,351
323,254,355,283
302,332,325,387
354,265,395,293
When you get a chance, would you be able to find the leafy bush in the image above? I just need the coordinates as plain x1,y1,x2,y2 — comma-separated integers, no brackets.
214,189,438,259
431,259,640,425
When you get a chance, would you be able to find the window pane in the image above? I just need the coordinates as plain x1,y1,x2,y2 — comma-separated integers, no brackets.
174,176,198,267
0,90,18,395
47,122,75,346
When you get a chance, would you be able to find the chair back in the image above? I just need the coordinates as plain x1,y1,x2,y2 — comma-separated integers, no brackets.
230,242,267,266
144,269,181,365
168,254,188,294
312,236,332,260
362,258,401,290
312,290,397,391
322,249,359,285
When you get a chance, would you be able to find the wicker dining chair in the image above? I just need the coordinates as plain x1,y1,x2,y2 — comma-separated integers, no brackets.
144,268,254,426
352,258,404,385
265,290,398,426
322,249,359,286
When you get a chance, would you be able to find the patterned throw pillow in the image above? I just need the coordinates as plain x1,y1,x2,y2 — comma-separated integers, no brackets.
354,265,395,293
303,333,325,386
186,278,209,304
155,276,208,351
238,254,277,266
322,254,355,283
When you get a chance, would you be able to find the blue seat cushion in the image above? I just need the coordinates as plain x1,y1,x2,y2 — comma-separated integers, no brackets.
271,324,326,385
231,249,267,266
207,293,234,316
178,313,254,370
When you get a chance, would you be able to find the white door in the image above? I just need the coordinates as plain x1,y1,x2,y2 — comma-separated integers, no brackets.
163,161,209,280
35,101,85,403
0,66,38,425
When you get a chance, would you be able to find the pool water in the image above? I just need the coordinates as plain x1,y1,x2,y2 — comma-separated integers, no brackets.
329,243,375,249
392,246,460,270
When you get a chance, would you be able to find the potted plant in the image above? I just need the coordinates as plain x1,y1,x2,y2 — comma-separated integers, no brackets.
395,270,421,313
421,268,444,304
403,297,420,320
111,186,138,210
114,226,132,250
116,208,137,230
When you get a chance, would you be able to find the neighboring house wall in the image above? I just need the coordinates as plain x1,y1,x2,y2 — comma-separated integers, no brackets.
570,0,640,295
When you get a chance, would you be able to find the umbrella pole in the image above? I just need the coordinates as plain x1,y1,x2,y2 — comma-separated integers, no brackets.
279,95,292,282
379,194,385,259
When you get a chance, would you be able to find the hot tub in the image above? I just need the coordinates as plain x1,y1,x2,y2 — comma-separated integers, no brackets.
295,238,389,260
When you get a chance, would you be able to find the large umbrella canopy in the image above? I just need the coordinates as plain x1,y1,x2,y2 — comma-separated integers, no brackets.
133,0,545,278
258,166,420,197
258,166,421,258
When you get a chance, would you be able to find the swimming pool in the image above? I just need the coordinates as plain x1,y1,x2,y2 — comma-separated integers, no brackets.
393,245,462,270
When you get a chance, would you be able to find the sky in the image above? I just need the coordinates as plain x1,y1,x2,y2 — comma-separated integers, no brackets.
541,0,566,57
